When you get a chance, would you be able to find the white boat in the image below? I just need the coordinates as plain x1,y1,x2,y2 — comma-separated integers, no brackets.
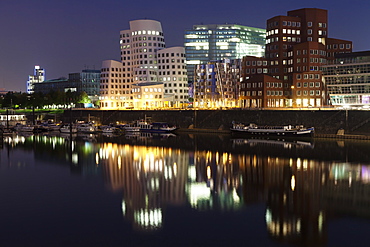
14,123,34,132
60,124,78,133
231,122,314,137
76,122,97,133
136,120,177,133
45,123,61,131
100,125,119,134
121,123,140,132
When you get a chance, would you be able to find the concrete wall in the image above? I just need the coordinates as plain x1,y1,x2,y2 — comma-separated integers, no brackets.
61,109,370,135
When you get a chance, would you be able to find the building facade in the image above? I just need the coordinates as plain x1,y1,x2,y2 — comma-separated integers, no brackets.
193,59,241,108
27,65,45,94
69,70,100,98
100,60,126,109
241,8,352,108
322,51,370,108
157,47,188,108
34,69,101,104
99,19,188,110
132,82,164,109
185,24,266,86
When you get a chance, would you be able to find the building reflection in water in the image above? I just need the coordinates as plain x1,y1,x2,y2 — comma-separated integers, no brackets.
100,144,188,231
3,135,370,245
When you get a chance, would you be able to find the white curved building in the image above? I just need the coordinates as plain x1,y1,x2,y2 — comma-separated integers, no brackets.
100,19,188,110
100,60,127,109
157,47,188,107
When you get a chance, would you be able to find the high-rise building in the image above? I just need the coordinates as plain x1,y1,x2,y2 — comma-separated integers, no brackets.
241,8,353,108
184,24,266,85
99,19,188,109
27,65,45,94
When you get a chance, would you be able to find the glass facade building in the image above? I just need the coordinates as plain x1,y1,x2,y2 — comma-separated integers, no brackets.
322,51,370,108
184,24,266,85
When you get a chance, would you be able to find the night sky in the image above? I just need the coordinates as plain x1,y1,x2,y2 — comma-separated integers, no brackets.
1,0,369,92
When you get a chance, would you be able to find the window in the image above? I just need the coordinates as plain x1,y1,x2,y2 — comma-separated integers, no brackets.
308,22,312,27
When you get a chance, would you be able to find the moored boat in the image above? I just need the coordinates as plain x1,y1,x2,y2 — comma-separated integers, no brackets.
137,120,177,133
76,122,97,133
14,123,35,132
100,125,120,134
231,122,314,137
60,124,78,133
120,123,140,132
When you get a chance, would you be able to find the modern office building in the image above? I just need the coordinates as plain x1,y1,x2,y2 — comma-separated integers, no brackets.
322,51,370,108
241,8,353,108
27,65,45,94
100,19,188,110
33,77,69,95
33,69,101,104
69,69,100,102
193,59,241,108
184,24,266,85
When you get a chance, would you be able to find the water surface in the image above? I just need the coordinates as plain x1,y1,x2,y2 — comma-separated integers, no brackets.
1,133,370,247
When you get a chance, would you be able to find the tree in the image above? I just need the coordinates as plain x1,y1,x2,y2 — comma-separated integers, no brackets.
77,92,91,104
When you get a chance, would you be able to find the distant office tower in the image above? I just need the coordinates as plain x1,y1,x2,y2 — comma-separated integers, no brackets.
240,8,353,108
99,19,188,109
27,65,45,94
184,24,266,85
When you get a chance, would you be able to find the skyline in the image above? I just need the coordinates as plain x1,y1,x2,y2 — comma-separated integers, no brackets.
1,0,369,92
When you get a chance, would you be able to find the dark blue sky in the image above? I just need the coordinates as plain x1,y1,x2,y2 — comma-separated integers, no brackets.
1,0,369,92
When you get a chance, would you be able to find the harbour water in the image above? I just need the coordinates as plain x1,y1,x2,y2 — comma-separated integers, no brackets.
1,132,370,247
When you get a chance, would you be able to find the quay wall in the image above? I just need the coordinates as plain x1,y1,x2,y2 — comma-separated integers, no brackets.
58,109,370,135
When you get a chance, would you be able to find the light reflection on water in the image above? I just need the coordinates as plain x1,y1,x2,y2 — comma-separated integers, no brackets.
1,133,370,246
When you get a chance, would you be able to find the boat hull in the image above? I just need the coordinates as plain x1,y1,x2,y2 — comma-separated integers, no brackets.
231,127,314,138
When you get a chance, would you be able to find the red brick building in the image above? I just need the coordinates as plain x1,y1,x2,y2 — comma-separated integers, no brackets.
240,8,353,108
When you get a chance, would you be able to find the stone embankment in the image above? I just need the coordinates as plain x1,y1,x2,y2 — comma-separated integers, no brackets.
54,108,370,140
